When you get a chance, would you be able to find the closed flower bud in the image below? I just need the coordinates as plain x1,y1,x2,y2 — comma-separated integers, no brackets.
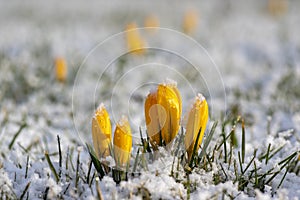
92,104,112,159
145,81,182,147
54,57,67,82
268,0,287,16
113,116,132,168
126,23,146,55
182,9,198,35
184,94,209,161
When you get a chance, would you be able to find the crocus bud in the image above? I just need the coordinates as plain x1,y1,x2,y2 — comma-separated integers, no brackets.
182,9,198,35
145,81,182,147
113,116,132,168
92,103,112,159
268,0,287,17
125,23,146,55
184,94,209,162
54,57,67,82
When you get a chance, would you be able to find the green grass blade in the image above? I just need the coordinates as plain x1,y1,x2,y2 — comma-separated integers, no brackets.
199,121,218,162
86,144,105,179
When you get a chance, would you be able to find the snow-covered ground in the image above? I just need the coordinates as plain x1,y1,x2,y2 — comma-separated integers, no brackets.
0,0,300,199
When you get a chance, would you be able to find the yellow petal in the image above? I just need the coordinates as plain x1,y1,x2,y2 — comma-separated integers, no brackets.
184,94,209,161
92,104,112,159
157,84,181,144
113,116,132,168
144,92,160,148
167,82,182,118
126,23,145,55
55,57,67,82
145,91,163,149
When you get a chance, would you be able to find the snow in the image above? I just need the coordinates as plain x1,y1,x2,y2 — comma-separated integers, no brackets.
196,93,205,102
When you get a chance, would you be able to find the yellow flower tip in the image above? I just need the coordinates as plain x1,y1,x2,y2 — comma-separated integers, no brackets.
125,22,146,55
54,57,67,83
184,93,209,161
144,15,160,32
92,103,112,159
113,115,132,168
267,0,288,16
183,9,198,35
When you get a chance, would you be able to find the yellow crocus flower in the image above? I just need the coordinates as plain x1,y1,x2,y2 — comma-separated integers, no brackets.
113,116,132,168
126,23,145,55
182,9,198,35
184,94,209,162
54,57,67,82
267,0,288,16
145,82,182,147
92,103,112,159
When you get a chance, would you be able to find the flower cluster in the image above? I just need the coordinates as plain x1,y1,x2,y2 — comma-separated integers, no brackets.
92,80,209,170
144,81,209,161
92,104,132,169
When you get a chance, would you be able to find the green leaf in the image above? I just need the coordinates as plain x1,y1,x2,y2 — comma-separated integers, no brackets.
86,143,105,179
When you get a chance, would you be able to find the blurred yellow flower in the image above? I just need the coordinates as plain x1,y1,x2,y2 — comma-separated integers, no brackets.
144,15,159,33
92,103,112,159
113,116,132,168
182,9,198,35
54,57,67,82
145,81,182,147
184,94,209,162
268,0,288,16
126,23,146,55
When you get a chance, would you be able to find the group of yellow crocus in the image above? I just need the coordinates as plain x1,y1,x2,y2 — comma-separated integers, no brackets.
145,82,209,161
125,10,199,55
91,81,209,169
54,11,198,82
92,103,132,169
